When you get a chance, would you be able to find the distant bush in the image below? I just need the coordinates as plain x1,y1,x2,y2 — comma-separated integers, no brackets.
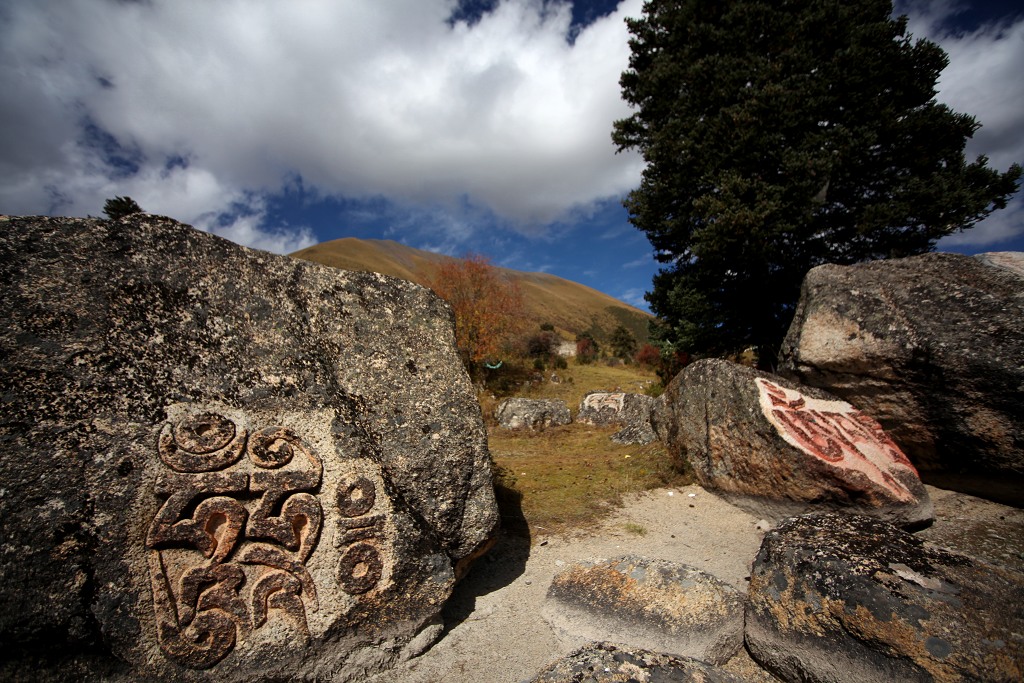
526,330,558,357
635,343,661,367
576,331,599,365
103,195,143,220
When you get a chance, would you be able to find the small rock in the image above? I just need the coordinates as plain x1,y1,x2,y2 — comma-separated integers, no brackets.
543,556,744,664
527,642,745,683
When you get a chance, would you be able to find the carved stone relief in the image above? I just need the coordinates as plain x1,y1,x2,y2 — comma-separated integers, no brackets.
146,410,388,670
581,392,625,413
755,378,918,502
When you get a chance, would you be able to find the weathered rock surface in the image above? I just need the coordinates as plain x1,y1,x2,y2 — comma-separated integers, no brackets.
527,642,746,683
495,397,571,430
577,391,660,445
542,556,744,665
746,512,1024,683
0,215,499,681
778,252,1024,506
661,358,933,528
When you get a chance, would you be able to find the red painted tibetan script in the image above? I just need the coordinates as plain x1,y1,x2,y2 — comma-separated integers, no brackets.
755,378,918,502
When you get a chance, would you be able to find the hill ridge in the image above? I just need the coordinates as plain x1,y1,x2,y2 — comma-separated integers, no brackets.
291,237,651,344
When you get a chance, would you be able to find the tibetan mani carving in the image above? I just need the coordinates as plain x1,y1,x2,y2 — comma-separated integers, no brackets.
582,392,625,413
147,413,324,669
755,378,918,501
336,476,385,595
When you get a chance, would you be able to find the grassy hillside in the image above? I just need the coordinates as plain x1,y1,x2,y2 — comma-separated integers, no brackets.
291,237,652,343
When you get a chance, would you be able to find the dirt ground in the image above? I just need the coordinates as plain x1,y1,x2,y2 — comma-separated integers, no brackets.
369,484,1023,683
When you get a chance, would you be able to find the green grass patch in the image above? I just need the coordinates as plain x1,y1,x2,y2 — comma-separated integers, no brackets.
488,422,691,537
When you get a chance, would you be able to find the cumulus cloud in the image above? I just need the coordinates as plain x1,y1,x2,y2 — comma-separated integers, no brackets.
0,0,645,252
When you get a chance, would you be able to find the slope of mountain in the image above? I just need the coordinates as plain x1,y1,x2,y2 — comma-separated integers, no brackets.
291,238,652,344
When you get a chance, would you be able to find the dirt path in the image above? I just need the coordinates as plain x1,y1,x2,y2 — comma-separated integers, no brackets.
371,484,1022,682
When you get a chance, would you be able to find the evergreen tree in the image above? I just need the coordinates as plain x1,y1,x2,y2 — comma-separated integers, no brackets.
103,196,143,220
610,324,637,360
613,0,1021,362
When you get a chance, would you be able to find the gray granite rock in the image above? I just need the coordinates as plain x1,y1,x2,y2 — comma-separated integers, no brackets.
778,252,1024,506
661,358,933,528
577,391,660,445
495,397,571,430
746,512,1024,683
0,214,498,681
542,556,744,665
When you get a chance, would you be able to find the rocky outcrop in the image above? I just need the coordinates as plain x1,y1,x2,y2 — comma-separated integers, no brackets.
495,398,571,430
542,556,744,665
0,214,499,681
577,391,660,445
527,642,746,683
778,252,1024,506
661,359,933,528
746,512,1024,683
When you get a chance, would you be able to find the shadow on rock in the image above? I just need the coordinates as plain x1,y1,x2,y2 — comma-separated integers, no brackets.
442,479,531,634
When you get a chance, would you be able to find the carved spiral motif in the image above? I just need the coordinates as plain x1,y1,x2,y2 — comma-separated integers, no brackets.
158,413,245,472
248,426,300,469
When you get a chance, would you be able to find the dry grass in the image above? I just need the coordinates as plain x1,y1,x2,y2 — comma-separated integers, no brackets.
485,360,691,538
489,423,689,537
517,362,660,410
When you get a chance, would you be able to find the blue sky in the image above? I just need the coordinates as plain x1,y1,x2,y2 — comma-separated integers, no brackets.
2,1,1022,312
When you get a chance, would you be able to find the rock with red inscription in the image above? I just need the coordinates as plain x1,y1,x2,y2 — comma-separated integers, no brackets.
746,512,1024,683
778,252,1024,506
661,358,932,528
542,556,745,664
0,215,498,681
528,642,746,683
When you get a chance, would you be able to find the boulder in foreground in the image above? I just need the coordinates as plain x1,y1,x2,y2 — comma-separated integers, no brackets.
746,512,1024,683
661,358,933,528
0,214,498,681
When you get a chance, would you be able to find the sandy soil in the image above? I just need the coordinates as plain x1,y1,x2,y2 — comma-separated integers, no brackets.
370,484,1023,683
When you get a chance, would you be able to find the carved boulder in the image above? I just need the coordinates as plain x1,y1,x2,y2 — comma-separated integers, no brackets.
0,214,499,681
661,358,933,528
577,391,660,445
746,512,1024,683
778,252,1024,506
495,397,571,431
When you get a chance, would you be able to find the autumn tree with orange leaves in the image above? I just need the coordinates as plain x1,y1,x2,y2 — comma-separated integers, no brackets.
429,254,525,378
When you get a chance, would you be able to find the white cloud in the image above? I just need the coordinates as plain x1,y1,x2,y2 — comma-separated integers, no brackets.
0,0,646,251
618,287,649,310
623,254,653,268
895,1,1024,250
